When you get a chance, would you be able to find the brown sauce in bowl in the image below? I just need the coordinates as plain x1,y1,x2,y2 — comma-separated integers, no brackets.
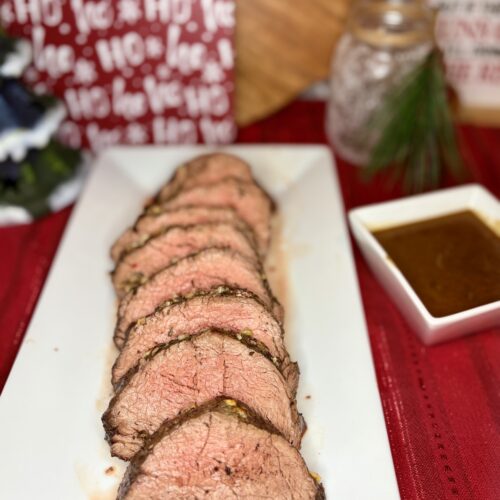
373,210,500,317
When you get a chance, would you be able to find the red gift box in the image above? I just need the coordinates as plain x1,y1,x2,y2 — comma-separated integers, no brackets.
2,0,236,150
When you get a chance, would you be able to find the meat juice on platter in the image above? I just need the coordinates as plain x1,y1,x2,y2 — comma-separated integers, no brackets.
102,153,325,499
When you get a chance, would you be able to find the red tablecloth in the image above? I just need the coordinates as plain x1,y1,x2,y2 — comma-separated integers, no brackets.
1,101,499,499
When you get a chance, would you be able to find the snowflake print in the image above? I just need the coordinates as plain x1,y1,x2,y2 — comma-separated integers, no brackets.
118,0,142,25
74,59,97,85
145,36,164,59
34,82,47,95
201,32,213,43
24,67,40,83
156,64,171,80
126,123,148,144
201,60,224,83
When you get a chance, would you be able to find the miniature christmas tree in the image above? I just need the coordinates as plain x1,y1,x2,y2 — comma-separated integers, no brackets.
0,28,82,222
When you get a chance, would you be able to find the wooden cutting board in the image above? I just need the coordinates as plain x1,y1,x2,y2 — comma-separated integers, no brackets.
235,0,349,126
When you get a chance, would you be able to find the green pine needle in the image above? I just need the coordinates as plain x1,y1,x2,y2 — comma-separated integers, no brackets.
365,49,463,192
0,141,82,218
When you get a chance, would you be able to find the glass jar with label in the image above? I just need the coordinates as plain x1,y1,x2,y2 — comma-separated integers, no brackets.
327,0,435,166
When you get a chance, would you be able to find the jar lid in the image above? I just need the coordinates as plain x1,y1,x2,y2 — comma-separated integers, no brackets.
350,2,435,48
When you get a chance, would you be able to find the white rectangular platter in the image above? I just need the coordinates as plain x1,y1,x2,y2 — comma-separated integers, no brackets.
0,145,399,500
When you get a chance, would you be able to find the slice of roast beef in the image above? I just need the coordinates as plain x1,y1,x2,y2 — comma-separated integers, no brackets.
157,152,254,201
110,206,253,263
112,287,296,391
114,248,282,348
155,178,273,256
117,398,324,500
103,330,305,460
111,222,260,297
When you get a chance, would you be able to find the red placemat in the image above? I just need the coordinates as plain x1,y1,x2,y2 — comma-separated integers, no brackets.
1,101,499,499
0,206,72,387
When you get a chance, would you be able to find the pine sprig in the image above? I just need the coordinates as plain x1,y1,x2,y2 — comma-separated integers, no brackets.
365,49,463,192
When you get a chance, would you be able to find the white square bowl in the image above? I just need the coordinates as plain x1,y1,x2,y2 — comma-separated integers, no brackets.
348,184,500,345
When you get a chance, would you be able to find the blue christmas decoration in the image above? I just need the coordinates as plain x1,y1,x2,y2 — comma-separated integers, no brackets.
0,29,82,221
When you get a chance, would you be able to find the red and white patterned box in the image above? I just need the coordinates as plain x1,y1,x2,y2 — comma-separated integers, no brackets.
2,0,236,150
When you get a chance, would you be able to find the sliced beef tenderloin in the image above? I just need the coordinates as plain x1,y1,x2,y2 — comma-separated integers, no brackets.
114,248,282,349
111,222,259,298
103,330,305,460
157,152,254,201
112,287,296,392
110,206,253,263
117,398,324,500
154,178,274,256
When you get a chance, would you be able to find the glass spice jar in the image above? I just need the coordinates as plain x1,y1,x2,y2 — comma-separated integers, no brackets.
327,0,435,166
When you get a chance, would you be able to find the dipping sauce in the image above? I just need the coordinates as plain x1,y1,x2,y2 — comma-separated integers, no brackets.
373,210,500,317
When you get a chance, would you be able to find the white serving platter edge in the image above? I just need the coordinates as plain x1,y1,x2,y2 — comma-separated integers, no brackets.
0,145,399,500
